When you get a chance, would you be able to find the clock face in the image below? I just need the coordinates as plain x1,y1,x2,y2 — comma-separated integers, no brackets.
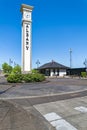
26,13,30,18
24,11,31,20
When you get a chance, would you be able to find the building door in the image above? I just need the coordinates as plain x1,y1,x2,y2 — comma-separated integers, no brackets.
45,69,50,76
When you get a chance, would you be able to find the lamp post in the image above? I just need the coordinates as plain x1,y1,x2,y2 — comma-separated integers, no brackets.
36,59,40,68
14,62,17,67
83,58,87,72
9,58,13,66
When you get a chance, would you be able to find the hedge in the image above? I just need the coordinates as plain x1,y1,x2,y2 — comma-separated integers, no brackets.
7,73,45,83
7,74,23,83
81,72,87,78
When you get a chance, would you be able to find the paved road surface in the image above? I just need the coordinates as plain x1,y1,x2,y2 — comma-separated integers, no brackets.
0,78,87,98
0,77,87,130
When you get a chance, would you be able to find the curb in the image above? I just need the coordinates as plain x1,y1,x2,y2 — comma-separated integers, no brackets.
1,89,87,100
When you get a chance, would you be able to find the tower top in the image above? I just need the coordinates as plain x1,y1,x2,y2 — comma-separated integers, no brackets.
20,4,34,12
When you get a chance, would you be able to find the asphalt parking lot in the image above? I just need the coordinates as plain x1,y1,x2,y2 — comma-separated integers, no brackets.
0,77,87,99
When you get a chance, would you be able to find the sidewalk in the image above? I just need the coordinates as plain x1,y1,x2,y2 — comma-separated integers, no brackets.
34,96,87,130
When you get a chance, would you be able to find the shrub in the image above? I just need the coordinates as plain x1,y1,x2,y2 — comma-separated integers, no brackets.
32,73,45,82
23,73,45,82
23,74,33,82
7,69,45,83
7,74,23,83
12,65,21,75
31,69,39,74
81,72,87,78
4,73,9,77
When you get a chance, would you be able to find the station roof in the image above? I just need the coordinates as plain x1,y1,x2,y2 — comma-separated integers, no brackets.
38,60,69,70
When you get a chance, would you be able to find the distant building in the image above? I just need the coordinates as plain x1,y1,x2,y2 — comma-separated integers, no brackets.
38,60,69,77
67,68,86,76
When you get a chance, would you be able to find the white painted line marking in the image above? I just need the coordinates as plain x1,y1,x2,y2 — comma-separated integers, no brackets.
44,112,62,122
44,112,78,130
74,106,87,113
51,119,77,130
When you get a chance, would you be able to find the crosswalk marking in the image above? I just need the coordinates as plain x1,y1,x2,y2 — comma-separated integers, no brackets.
44,112,62,122
74,106,87,113
51,119,77,130
44,112,77,130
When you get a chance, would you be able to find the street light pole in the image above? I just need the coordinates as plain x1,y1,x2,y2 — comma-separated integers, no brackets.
83,58,87,72
9,58,13,66
36,59,40,68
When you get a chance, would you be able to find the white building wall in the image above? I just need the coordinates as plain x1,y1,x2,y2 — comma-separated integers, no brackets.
50,69,54,76
59,69,66,76
55,69,58,76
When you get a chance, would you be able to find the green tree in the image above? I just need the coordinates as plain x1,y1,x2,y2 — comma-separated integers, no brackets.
2,63,12,74
31,69,39,74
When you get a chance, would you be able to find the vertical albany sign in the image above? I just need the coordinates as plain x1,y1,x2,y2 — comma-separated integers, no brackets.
20,4,34,73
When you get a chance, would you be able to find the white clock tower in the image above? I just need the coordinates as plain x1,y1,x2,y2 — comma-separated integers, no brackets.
20,4,34,73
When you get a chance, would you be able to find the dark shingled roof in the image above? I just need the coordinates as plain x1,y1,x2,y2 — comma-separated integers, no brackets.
38,61,69,70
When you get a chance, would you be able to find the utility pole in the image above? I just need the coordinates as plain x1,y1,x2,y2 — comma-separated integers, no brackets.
69,48,72,68
36,59,40,68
